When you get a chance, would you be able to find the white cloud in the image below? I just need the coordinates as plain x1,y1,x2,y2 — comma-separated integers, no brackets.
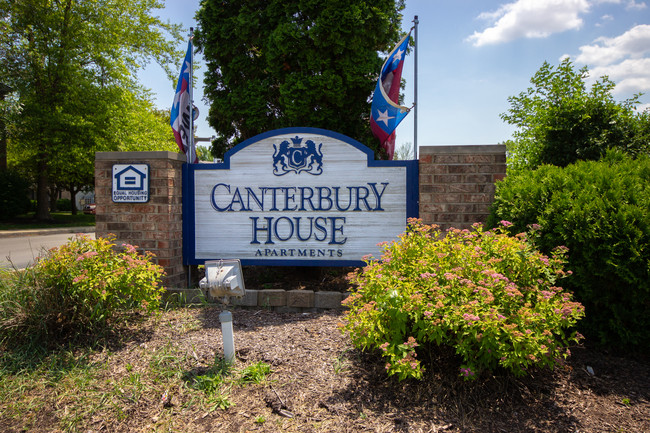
624,0,647,10
591,58,650,93
592,0,647,9
575,24,650,66
595,14,613,27
467,0,590,47
574,25,650,64
635,102,650,112
570,25,650,94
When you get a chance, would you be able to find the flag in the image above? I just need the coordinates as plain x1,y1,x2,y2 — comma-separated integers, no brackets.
170,40,197,163
370,31,412,160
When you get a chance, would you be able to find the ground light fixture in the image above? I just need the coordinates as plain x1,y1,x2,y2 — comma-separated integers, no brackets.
199,259,246,302
199,259,245,364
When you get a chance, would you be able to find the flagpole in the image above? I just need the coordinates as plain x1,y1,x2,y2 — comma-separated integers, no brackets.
188,27,195,164
413,15,419,160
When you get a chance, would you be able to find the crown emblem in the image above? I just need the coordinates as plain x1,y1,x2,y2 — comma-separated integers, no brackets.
272,136,323,176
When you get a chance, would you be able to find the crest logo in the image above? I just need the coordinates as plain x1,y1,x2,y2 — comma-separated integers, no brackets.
272,136,323,176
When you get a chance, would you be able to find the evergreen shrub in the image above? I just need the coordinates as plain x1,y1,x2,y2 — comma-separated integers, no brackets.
56,198,72,211
487,152,650,351
342,219,584,381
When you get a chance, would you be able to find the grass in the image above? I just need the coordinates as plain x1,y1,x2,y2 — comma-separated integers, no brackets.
0,212,95,230
1,304,648,432
0,307,273,432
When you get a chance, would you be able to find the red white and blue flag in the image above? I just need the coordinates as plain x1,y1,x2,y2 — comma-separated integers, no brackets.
370,31,412,160
170,40,197,163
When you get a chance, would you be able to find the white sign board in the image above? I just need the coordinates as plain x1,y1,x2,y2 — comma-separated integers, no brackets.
183,128,418,266
112,164,149,203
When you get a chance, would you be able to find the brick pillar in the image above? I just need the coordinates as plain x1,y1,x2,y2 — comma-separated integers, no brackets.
94,151,187,288
418,145,506,231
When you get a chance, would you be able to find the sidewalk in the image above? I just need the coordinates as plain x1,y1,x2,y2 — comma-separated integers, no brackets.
0,226,95,239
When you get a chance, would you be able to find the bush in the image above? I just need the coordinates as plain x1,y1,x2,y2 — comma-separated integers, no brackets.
56,198,72,211
342,219,584,381
0,234,165,349
487,151,650,352
0,170,31,220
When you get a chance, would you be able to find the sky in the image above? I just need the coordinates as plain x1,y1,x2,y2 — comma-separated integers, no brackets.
140,0,650,152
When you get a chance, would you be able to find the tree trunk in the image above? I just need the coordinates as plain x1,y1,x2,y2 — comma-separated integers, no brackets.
69,185,77,215
49,186,58,213
35,159,51,221
0,84,10,172
0,116,6,172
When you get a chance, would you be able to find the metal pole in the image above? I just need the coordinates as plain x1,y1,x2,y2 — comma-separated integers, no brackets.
219,310,236,364
187,28,194,288
413,16,419,160
189,27,195,165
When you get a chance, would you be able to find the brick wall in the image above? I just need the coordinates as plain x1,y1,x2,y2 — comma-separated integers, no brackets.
94,147,506,291
418,145,507,230
94,151,186,288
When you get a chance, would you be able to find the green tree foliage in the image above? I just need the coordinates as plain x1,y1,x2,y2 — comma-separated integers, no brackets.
0,0,182,220
487,152,650,352
0,169,31,219
195,145,214,162
195,0,405,158
501,58,650,171
0,87,19,171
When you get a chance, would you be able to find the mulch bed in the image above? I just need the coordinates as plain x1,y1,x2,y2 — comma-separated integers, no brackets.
1,268,648,432
192,308,650,433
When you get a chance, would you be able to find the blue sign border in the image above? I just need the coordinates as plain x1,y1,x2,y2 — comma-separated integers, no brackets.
183,127,419,267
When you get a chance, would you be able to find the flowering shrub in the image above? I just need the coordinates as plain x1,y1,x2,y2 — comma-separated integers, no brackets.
35,234,165,324
342,219,584,381
0,234,165,347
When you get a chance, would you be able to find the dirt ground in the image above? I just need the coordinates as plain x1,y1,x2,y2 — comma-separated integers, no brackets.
184,309,650,433
2,307,649,432
2,267,649,432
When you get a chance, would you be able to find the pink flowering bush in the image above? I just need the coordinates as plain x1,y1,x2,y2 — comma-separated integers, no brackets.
0,234,164,348
342,219,584,381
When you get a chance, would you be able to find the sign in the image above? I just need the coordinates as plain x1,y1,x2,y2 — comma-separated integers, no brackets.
183,128,418,266
112,164,149,203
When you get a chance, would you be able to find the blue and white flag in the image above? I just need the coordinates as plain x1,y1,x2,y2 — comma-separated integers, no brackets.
370,31,412,160
170,40,197,163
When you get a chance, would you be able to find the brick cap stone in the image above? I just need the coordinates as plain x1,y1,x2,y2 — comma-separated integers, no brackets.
419,145,506,155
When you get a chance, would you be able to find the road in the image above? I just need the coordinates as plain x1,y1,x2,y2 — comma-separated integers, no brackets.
0,231,95,270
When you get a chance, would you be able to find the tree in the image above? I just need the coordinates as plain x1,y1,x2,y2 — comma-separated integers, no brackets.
111,93,179,153
501,58,650,171
0,84,17,171
195,145,214,162
195,0,405,159
393,141,414,160
0,0,182,220
54,91,178,213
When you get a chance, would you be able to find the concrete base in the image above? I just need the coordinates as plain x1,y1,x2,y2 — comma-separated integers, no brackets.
315,291,344,309
165,288,347,311
258,289,287,307
287,290,315,308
